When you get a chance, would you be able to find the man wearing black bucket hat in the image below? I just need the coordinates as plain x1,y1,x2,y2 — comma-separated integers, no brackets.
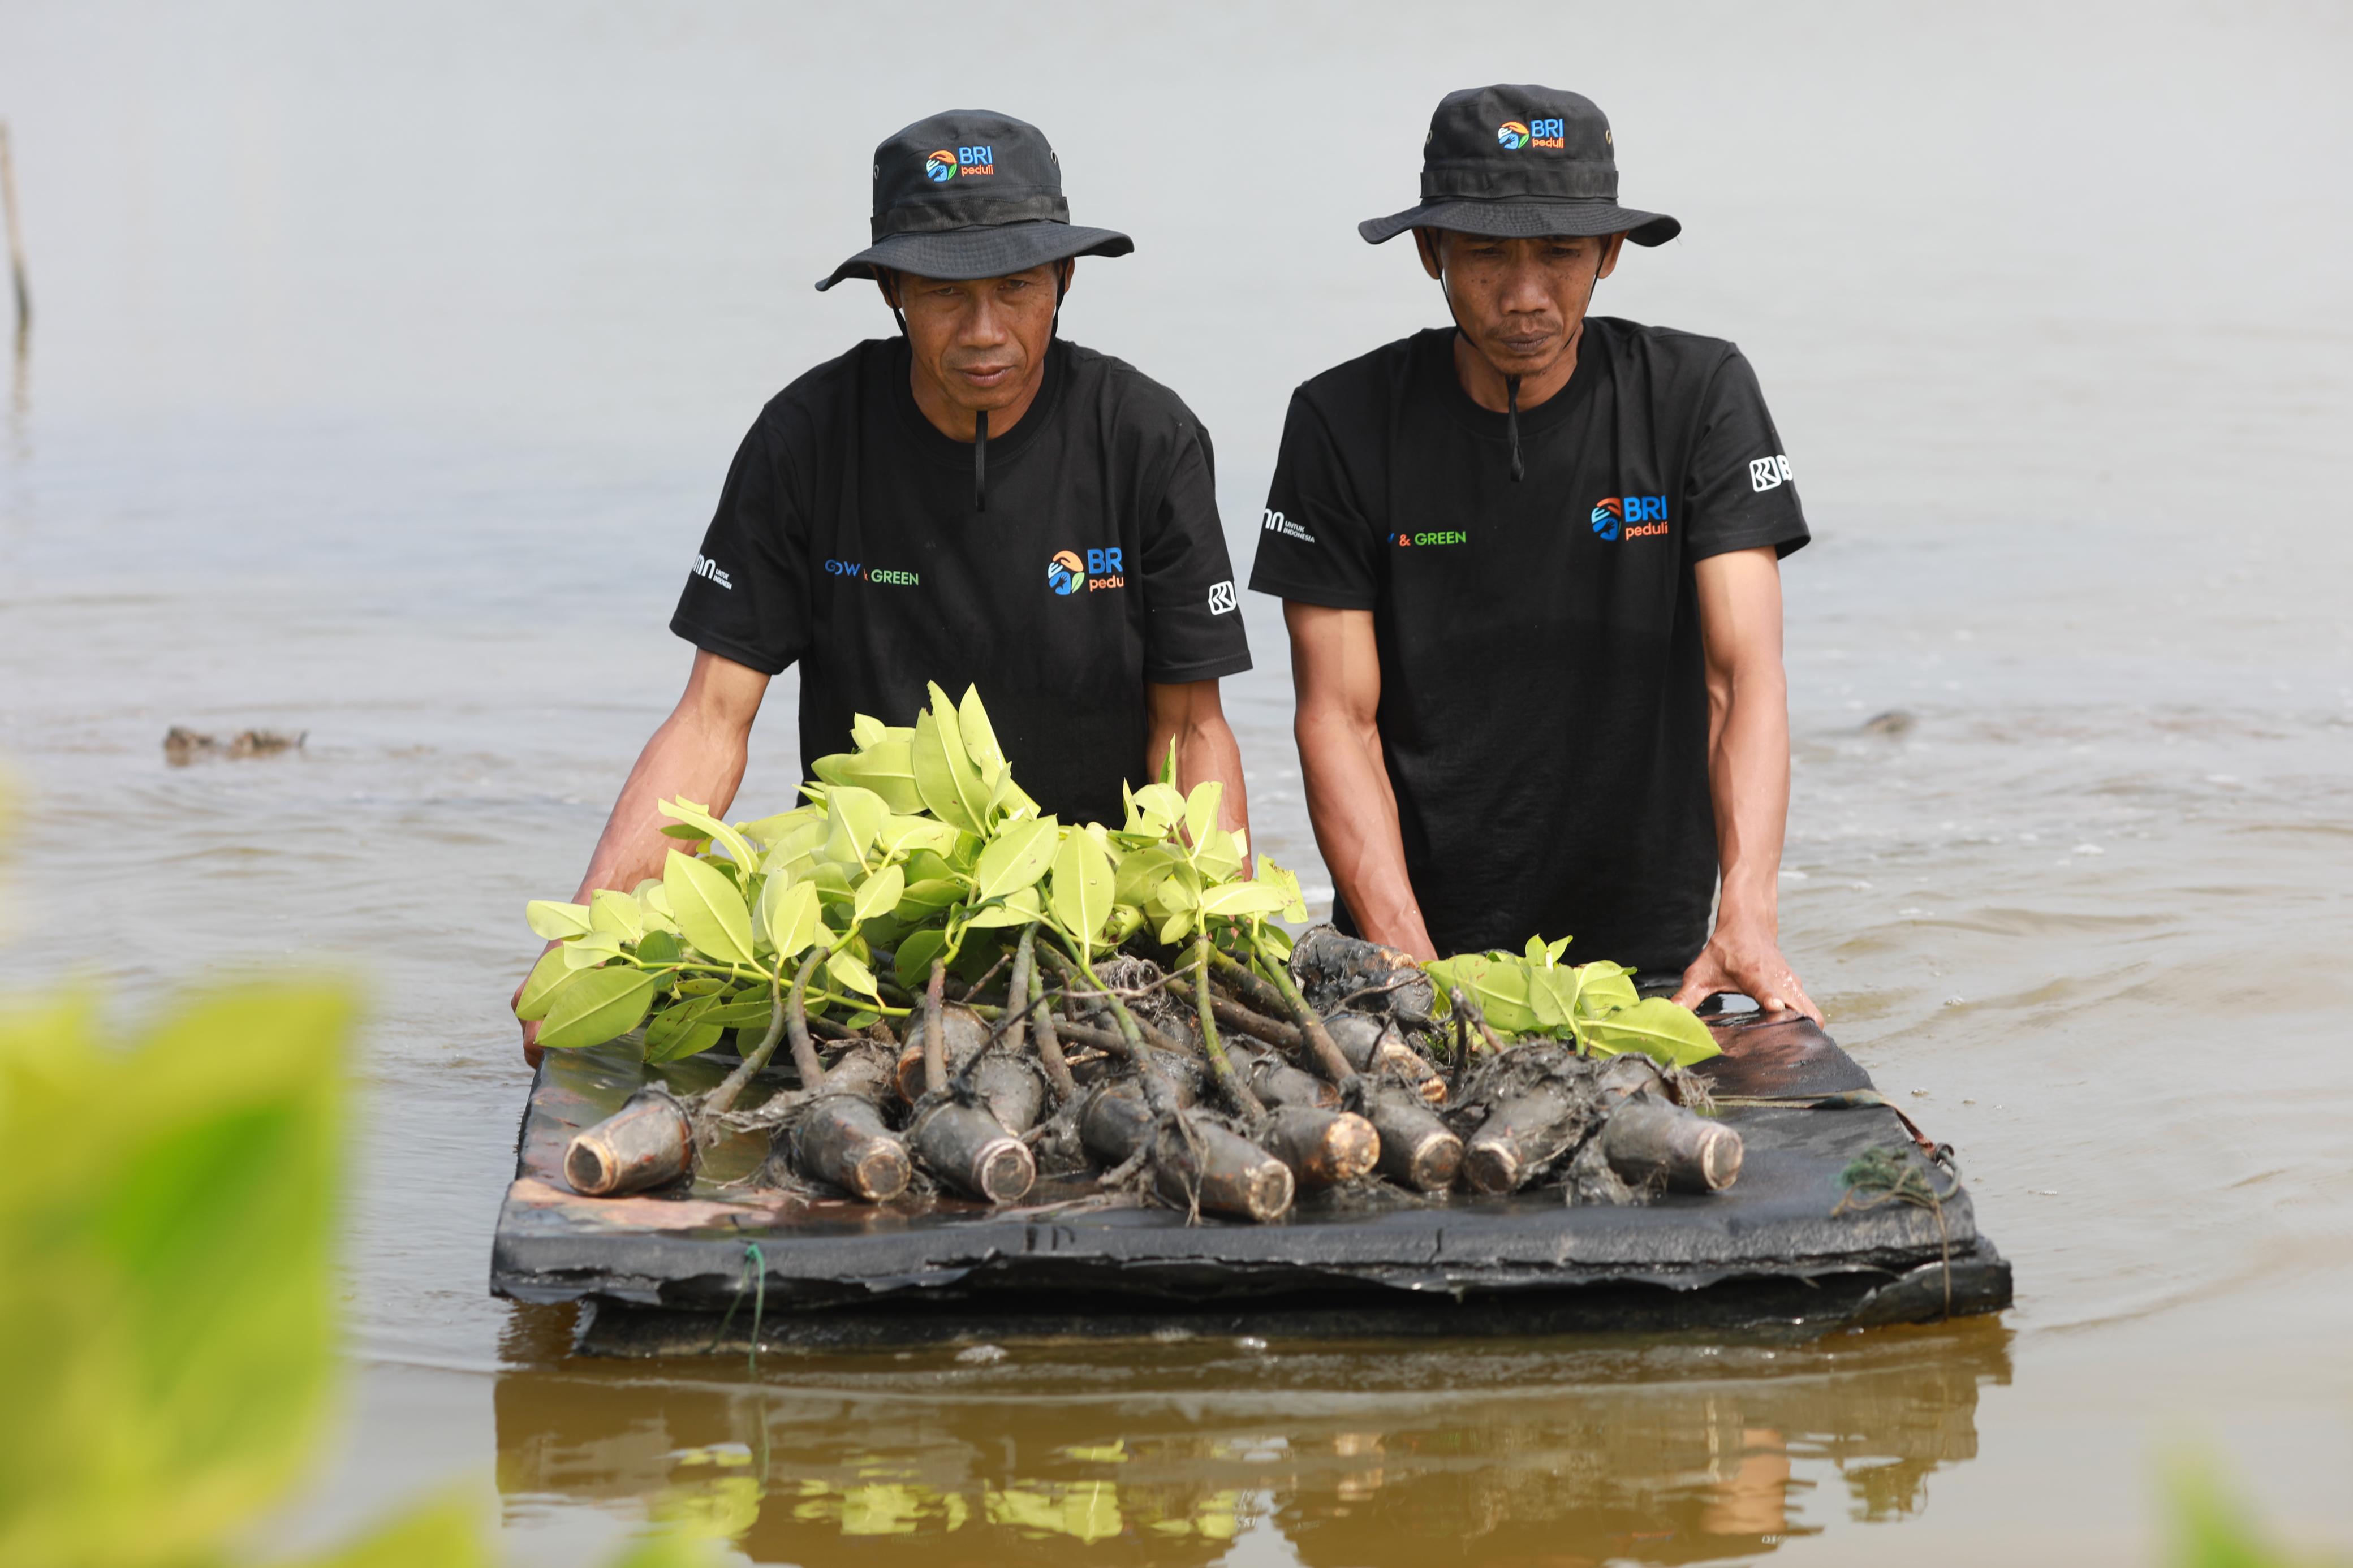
515,111,1253,1059
1250,85,1821,1023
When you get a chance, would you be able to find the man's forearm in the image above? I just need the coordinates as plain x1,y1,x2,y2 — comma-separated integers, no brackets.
1296,707,1434,958
1145,680,1250,841
1168,717,1251,841
571,701,755,901
1706,666,1790,932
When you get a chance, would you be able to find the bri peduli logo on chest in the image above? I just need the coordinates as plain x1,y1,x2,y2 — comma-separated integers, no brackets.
1589,496,1670,542
1047,547,1125,595
825,559,921,586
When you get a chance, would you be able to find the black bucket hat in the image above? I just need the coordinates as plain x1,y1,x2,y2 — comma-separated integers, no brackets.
816,110,1134,292
1361,85,1679,248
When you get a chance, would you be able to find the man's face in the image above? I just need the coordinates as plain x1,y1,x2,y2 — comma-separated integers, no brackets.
1417,230,1625,379
884,262,1068,416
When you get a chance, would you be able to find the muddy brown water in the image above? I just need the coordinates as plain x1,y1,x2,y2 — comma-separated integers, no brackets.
3,5,2349,1562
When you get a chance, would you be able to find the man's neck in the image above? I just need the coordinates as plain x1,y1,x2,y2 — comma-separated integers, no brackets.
1451,322,1584,414
908,352,1050,442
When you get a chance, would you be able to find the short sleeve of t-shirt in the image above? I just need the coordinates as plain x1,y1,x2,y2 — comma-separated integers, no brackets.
1138,418,1254,684
1682,348,1810,563
1247,390,1381,610
669,413,811,676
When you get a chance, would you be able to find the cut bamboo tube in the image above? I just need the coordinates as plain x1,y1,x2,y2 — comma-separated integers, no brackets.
1255,1105,1380,1190
1600,1096,1744,1193
564,1087,693,1196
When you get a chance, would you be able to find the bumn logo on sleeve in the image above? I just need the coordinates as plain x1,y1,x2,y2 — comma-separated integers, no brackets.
1261,508,1316,545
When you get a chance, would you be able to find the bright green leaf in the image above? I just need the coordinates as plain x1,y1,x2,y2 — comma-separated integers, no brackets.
910,709,984,835
1572,961,1640,1018
813,737,926,814
754,877,824,959
962,886,1042,928
663,849,756,966
958,684,1007,775
822,785,889,870
1182,780,1223,850
925,686,996,832
853,863,907,925
877,813,962,861
512,947,572,1021
560,930,624,969
525,900,593,940
972,816,1058,901
1198,880,1292,919
589,889,644,943
536,967,660,1051
896,877,963,917
827,948,880,1000
1193,827,1247,883
1048,831,1115,949
894,927,950,988
1579,997,1723,1066
655,797,761,872
1256,856,1309,923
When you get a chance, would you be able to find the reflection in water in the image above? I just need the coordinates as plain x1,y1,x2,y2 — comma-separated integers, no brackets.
494,1309,2010,1565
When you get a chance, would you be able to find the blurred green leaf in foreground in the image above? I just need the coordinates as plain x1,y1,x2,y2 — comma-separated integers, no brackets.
2167,1452,2351,1568
0,774,712,1567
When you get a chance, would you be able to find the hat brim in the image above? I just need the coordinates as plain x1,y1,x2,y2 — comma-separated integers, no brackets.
1359,198,1679,247
816,221,1134,292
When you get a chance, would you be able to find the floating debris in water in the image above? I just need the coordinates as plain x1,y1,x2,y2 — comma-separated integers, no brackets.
954,1343,1007,1365
1235,1336,1268,1353
1860,709,1916,736
162,726,305,764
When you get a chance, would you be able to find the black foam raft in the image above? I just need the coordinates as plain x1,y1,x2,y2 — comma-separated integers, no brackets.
490,1013,2010,1355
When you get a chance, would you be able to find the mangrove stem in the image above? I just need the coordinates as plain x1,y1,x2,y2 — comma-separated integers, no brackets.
1019,927,1079,1103
705,963,788,1117
920,958,948,1094
1194,937,1263,1119
1249,932,1358,1087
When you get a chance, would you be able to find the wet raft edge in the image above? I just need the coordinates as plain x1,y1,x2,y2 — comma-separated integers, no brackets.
489,1013,2012,1338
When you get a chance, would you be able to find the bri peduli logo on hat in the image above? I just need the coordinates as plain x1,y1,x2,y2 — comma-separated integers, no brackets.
924,145,998,183
1497,116,1568,150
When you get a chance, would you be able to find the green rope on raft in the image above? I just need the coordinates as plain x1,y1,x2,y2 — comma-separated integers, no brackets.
711,1239,768,1373
1834,1146,1958,1318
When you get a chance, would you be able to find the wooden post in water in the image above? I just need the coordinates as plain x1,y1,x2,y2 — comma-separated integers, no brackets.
0,120,28,335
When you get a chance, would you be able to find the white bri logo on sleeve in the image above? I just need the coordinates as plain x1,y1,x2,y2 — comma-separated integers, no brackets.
1208,581,1237,615
1749,455,1795,493
693,554,733,589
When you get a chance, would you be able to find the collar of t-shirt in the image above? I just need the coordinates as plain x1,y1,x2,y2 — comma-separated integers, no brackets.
1426,322,1604,446
885,334,1071,469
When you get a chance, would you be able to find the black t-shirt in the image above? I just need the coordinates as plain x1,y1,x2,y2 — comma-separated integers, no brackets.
673,336,1251,827
1248,319,1807,974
